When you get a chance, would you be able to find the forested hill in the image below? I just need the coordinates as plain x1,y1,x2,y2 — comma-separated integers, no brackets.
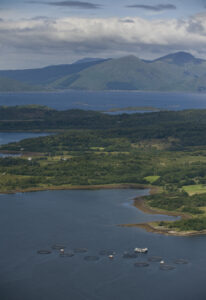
1,105,206,149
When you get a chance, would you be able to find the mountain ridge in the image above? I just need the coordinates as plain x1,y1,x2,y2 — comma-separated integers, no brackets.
1,51,206,92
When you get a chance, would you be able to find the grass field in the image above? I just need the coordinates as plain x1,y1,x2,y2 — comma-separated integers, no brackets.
144,176,160,184
183,184,206,196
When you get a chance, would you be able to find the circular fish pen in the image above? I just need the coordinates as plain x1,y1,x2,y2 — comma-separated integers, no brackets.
160,264,175,271
174,259,188,265
123,252,138,259
59,252,74,257
99,250,116,256
37,250,52,254
74,248,88,253
52,244,66,250
134,262,149,267
84,256,100,262
148,256,163,262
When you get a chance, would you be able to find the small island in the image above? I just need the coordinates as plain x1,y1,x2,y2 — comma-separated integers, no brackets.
1,105,206,235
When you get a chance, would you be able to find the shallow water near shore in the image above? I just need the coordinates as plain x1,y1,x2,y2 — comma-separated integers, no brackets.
0,188,206,300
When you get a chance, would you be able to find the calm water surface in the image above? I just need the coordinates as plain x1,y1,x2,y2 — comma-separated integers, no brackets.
0,189,206,300
0,90,206,111
0,132,51,146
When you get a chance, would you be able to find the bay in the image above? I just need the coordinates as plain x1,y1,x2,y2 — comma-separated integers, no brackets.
0,188,205,300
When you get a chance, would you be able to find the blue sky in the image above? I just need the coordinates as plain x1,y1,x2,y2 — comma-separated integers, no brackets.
0,0,206,68
1,0,205,19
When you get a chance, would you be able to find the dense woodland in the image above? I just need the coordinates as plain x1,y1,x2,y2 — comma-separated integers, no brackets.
1,105,206,231
1,105,206,148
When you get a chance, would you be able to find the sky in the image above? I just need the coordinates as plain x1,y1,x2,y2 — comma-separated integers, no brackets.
0,0,206,69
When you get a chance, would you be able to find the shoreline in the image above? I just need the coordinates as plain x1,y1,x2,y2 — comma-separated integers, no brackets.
0,183,150,195
0,150,45,156
123,194,206,237
128,222,206,237
133,195,189,219
0,89,205,95
2,180,205,236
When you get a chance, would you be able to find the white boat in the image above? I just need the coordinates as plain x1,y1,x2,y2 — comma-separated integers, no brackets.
160,260,165,264
134,247,148,253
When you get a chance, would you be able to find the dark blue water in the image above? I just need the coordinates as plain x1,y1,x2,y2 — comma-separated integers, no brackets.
0,189,206,300
0,132,50,146
0,90,206,111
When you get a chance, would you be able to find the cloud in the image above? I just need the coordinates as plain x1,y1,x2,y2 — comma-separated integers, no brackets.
126,4,176,11
27,1,102,9
187,21,205,34
1,13,206,68
31,16,50,20
119,19,135,23
186,13,206,34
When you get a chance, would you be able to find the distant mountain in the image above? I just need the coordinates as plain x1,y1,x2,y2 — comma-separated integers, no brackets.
152,51,205,65
0,77,39,92
61,52,206,92
1,52,206,92
0,59,108,89
67,55,153,90
73,58,107,64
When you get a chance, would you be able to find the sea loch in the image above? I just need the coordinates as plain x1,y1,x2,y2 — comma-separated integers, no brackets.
0,188,206,300
0,90,206,111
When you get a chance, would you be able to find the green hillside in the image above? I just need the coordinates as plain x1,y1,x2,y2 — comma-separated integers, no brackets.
62,53,206,92
0,77,40,92
0,59,107,87
1,52,206,92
